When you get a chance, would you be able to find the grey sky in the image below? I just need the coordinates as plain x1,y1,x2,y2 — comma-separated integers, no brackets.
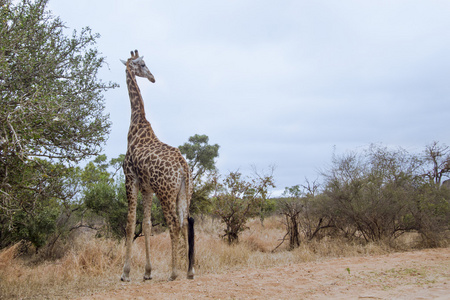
47,1,450,195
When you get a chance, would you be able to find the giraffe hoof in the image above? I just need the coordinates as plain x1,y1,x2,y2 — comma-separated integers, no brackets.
143,274,152,281
120,275,131,282
188,268,195,280
168,273,178,281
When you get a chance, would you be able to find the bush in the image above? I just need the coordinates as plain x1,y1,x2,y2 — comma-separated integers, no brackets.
213,171,275,244
320,144,450,244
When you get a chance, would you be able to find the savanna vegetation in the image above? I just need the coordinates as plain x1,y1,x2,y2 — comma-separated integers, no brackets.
0,0,449,299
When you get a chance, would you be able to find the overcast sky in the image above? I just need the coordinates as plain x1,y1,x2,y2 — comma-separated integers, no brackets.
47,1,450,195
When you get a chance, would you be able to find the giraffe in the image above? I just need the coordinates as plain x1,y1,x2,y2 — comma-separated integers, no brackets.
120,50,195,282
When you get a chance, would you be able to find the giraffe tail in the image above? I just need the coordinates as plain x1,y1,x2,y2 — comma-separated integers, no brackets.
188,216,195,278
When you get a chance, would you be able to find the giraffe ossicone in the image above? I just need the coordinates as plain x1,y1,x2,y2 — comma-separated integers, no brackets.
120,49,194,282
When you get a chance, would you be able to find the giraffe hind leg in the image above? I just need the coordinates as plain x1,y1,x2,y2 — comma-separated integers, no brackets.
167,213,180,281
177,178,194,279
159,192,180,281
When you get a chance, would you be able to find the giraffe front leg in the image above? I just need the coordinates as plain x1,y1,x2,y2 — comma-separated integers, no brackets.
142,191,153,281
121,178,139,282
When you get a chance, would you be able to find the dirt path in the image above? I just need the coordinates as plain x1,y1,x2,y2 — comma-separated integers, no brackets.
79,248,450,299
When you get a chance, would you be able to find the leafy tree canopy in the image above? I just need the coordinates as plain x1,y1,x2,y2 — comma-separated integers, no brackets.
179,134,219,182
0,0,117,248
179,134,220,214
213,170,275,244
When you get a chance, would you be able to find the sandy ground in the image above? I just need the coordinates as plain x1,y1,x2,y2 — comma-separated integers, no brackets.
79,248,450,300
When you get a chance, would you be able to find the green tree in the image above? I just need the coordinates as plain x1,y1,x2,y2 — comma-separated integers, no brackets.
320,144,450,245
321,146,422,242
81,155,166,240
0,159,81,250
179,134,220,215
81,155,139,240
278,185,303,250
213,170,275,244
277,180,327,250
0,0,117,249
251,165,277,223
422,141,450,186
414,142,450,245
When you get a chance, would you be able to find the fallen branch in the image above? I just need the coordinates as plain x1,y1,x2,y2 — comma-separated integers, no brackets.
272,231,289,252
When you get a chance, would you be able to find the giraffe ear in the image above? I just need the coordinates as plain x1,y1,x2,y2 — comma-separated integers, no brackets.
120,59,127,65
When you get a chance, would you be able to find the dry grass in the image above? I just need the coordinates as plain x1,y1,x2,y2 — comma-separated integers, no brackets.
0,215,432,299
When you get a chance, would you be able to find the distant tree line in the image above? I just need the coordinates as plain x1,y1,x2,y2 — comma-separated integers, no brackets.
3,131,448,254
277,142,450,250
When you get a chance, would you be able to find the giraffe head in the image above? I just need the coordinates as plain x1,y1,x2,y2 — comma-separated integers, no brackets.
121,50,155,83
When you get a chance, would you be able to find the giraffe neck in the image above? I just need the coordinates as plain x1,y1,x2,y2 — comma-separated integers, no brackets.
125,68,158,142
126,68,146,120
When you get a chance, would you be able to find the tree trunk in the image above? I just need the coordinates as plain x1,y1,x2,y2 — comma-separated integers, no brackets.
287,215,300,250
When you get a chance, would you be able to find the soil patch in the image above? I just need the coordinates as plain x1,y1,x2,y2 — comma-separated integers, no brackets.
78,248,450,299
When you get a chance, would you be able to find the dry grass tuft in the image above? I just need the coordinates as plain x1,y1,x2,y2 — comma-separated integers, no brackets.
0,242,21,267
62,237,123,277
0,215,440,299
0,238,124,299
241,218,286,252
